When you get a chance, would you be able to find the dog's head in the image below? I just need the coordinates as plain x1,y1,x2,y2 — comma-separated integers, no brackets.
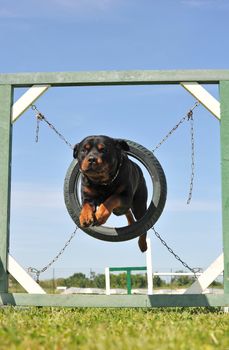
73,135,129,183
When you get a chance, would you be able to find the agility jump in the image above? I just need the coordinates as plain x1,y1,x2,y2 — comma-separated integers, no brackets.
0,70,228,308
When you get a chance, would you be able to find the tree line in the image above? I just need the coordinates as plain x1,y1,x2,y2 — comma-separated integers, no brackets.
9,271,222,293
39,271,222,290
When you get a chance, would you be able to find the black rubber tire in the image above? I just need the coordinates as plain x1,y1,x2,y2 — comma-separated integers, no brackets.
64,140,167,242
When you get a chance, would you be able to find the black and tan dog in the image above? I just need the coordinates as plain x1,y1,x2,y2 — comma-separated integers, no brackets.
73,135,148,252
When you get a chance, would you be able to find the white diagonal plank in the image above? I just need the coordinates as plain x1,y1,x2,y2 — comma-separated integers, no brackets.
8,254,46,294
184,253,224,294
181,82,220,120
12,85,50,122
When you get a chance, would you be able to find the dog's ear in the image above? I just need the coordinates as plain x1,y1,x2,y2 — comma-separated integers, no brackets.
115,139,130,152
73,143,79,159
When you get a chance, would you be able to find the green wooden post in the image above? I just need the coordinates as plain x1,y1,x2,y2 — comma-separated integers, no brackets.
220,81,229,294
109,267,146,295
0,85,13,293
126,270,132,295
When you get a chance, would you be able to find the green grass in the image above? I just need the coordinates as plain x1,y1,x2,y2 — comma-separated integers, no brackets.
0,307,228,350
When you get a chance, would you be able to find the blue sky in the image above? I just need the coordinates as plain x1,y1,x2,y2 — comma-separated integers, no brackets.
1,0,228,279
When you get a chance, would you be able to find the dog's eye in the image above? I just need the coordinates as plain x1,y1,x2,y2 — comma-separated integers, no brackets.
97,144,106,153
83,144,91,152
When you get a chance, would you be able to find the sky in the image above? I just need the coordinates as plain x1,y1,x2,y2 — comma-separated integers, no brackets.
0,0,228,280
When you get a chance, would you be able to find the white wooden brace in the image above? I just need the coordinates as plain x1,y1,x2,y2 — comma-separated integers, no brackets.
8,255,46,294
12,85,50,122
181,82,220,120
184,253,224,294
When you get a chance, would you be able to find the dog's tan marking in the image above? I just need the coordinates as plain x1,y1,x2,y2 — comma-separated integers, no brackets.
79,202,95,227
95,195,121,225
97,143,105,151
81,158,90,172
97,156,103,165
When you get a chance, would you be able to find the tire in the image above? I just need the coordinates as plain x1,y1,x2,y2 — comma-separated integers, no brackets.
64,140,167,242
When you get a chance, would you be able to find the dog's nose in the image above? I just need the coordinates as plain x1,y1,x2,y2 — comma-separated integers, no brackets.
88,156,96,164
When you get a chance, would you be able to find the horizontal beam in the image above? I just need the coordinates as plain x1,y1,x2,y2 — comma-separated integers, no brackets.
0,293,228,307
109,266,147,272
1,70,229,87
154,272,202,276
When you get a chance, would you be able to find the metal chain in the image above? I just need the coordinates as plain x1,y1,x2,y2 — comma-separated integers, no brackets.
152,101,199,152
187,110,195,204
29,103,200,281
30,105,76,282
151,227,200,278
28,226,78,283
32,105,73,150
152,101,199,204
151,104,199,276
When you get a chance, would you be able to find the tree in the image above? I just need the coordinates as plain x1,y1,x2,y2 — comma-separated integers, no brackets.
153,275,164,287
93,274,105,288
131,274,147,288
65,273,89,288
171,272,194,287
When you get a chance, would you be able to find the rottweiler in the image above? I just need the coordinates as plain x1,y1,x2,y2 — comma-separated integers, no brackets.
73,135,148,252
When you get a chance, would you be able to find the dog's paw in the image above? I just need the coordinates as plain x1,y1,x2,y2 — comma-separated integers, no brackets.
79,203,95,227
95,204,111,225
138,234,148,252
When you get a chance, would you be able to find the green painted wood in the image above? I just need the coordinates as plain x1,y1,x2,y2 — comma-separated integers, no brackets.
0,85,13,293
220,81,229,295
110,266,146,272
0,71,226,308
1,70,229,87
126,271,132,295
0,293,228,308
109,266,147,294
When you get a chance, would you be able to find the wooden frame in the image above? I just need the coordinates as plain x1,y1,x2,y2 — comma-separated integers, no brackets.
0,70,229,307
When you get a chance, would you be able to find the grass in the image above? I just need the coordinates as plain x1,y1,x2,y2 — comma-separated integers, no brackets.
0,307,228,350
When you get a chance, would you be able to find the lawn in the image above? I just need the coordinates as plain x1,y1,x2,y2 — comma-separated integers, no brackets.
0,307,228,350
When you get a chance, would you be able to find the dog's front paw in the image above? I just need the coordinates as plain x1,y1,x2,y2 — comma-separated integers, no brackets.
79,203,95,227
95,204,111,225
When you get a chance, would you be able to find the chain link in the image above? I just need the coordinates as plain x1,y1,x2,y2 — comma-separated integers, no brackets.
152,101,199,152
30,105,76,282
32,105,73,150
187,110,195,204
28,226,78,283
151,227,200,278
152,101,199,204
150,103,199,276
